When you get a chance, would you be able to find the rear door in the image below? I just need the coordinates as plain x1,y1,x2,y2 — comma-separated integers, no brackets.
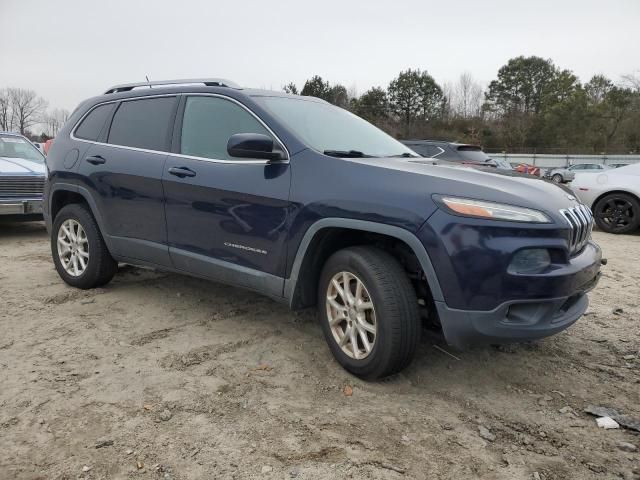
78,95,178,266
162,95,291,297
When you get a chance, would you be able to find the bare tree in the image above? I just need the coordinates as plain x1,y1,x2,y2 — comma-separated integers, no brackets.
0,89,13,131
441,81,454,121
8,88,48,134
44,108,71,137
347,84,358,101
621,71,640,92
452,72,483,118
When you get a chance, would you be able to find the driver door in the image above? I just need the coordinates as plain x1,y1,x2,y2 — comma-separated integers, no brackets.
162,95,291,297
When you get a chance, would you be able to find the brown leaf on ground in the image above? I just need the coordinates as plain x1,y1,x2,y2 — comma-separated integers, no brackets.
343,385,353,397
253,364,272,371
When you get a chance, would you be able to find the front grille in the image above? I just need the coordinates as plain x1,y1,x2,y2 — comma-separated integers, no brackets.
560,204,593,256
0,176,45,198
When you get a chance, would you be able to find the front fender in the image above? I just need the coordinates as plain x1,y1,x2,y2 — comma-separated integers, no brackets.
283,218,444,306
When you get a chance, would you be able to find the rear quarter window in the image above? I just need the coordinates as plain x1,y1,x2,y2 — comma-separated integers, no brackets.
74,103,116,141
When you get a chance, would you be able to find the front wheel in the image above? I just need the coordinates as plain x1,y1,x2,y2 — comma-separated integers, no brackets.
593,193,640,234
552,173,563,183
51,203,118,288
318,246,420,379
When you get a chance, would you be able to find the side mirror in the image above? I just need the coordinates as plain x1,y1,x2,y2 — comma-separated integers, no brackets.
227,133,286,162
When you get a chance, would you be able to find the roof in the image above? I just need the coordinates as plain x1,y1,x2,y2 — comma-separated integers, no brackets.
80,80,326,110
101,78,321,101
103,78,240,94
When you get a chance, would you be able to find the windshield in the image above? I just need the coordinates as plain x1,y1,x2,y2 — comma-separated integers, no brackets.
0,135,46,163
254,96,416,158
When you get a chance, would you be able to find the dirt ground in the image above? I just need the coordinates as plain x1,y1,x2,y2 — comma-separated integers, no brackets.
0,221,638,480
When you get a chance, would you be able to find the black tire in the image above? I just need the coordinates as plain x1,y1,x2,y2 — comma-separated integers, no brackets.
593,193,640,234
552,173,563,183
317,246,420,379
51,203,117,288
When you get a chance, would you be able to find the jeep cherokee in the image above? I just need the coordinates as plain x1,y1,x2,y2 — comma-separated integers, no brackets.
44,79,602,379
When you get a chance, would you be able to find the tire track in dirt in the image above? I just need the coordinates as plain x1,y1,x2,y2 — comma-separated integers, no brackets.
159,337,266,371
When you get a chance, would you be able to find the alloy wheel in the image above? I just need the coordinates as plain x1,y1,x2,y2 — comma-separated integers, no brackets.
326,271,377,360
596,197,635,232
57,219,90,277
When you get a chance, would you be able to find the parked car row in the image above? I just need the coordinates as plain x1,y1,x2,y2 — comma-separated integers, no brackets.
400,140,515,170
364,139,639,235
399,142,634,184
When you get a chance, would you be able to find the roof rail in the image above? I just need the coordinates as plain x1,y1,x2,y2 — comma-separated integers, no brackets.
104,78,240,94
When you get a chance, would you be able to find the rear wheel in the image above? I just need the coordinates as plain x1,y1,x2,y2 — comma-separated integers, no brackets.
51,204,118,288
318,246,420,379
593,193,640,234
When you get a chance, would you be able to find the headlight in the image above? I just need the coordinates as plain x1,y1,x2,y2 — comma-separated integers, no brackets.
437,196,551,223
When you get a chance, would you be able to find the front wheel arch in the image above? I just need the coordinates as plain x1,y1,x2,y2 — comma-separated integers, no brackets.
284,219,444,309
591,190,640,212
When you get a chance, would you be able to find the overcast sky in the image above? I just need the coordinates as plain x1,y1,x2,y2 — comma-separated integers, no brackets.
1,0,638,113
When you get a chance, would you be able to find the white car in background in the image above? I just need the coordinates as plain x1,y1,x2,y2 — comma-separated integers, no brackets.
571,163,640,234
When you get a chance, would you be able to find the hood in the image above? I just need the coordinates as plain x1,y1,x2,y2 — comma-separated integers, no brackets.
0,156,46,175
352,157,581,218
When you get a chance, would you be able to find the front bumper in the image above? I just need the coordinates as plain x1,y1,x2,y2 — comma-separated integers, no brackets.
436,256,601,348
0,199,43,216
419,208,602,347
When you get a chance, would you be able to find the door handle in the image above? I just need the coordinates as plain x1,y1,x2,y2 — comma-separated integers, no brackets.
168,166,196,178
86,155,106,165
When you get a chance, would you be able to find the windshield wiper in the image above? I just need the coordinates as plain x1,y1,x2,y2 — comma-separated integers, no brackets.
323,149,372,158
385,152,419,158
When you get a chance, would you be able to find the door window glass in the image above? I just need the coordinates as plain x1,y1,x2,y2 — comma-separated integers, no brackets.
180,96,272,160
108,97,176,151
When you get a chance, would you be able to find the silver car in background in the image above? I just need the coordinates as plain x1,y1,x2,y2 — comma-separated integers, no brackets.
546,163,612,183
0,132,46,220
571,163,640,234
545,167,575,183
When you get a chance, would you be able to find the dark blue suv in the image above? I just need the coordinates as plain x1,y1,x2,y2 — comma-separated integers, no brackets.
44,79,602,379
